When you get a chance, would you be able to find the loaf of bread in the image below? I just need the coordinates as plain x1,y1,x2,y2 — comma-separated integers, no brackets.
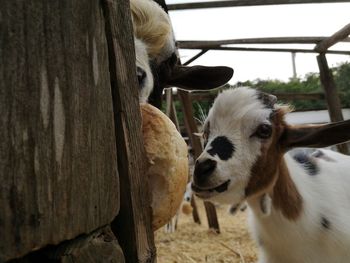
141,104,188,230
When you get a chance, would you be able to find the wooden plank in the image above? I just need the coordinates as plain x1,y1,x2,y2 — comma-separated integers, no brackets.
315,23,350,52
177,90,220,233
178,37,350,49
0,1,119,261
101,0,156,262
165,89,202,225
316,54,348,154
165,89,180,131
11,227,125,263
168,0,350,10
179,46,350,55
177,90,204,160
60,229,125,263
191,197,201,224
184,91,325,102
183,49,209,65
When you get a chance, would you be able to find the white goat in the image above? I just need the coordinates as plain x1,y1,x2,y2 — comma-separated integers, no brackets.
130,0,234,106
192,87,350,263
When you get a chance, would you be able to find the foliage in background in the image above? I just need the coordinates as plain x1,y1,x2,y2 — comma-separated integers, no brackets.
237,62,350,110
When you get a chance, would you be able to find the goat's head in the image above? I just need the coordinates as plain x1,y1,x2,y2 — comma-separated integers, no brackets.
192,87,350,206
131,0,234,107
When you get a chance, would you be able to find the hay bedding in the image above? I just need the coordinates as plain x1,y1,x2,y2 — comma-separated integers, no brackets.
155,200,258,263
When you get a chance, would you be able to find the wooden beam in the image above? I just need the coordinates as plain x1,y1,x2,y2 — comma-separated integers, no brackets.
102,0,156,262
168,0,350,10
191,197,202,224
177,89,220,233
314,23,350,52
177,90,203,160
188,92,325,101
178,37,350,49
165,89,180,130
183,49,209,65
316,54,348,154
0,1,121,260
179,45,350,55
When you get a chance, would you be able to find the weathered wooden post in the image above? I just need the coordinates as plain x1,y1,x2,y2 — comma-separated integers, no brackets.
102,0,156,262
315,23,350,154
178,90,220,233
1,0,155,262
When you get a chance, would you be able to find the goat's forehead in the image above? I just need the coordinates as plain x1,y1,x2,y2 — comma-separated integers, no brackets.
207,87,271,127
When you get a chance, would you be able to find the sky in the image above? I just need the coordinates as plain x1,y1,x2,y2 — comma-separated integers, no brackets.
165,1,350,84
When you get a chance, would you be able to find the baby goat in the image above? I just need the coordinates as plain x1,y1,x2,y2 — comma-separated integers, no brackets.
192,87,350,263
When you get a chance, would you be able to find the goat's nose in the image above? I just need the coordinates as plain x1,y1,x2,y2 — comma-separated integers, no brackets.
136,66,146,88
194,159,217,186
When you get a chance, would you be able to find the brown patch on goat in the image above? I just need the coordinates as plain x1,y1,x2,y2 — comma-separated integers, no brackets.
245,107,303,220
245,109,285,197
273,159,303,220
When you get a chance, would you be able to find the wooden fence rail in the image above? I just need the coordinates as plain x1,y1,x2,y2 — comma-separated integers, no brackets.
168,0,350,10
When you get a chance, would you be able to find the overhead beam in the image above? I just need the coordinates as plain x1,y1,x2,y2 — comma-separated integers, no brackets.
183,49,208,65
168,0,350,11
178,46,350,55
177,37,350,49
314,23,350,52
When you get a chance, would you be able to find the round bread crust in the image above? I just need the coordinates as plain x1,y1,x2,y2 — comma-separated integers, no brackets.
141,104,188,230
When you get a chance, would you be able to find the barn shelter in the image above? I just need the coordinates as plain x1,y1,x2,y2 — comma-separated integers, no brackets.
1,1,350,263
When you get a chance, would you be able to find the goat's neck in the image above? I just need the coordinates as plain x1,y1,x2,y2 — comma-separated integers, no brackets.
247,157,303,221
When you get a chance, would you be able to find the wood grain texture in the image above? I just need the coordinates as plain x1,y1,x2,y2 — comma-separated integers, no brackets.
178,46,350,55
316,54,348,154
60,226,125,263
0,0,119,261
178,37,350,49
315,23,350,52
101,0,156,262
168,0,350,10
10,226,125,263
184,91,325,102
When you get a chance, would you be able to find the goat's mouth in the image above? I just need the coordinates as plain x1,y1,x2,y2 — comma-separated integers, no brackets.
192,180,230,198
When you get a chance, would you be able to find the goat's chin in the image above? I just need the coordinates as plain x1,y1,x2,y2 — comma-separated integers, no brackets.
210,190,244,206
195,188,244,206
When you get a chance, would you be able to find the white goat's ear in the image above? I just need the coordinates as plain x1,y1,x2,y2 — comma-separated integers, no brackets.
166,65,234,90
193,132,203,137
281,119,350,149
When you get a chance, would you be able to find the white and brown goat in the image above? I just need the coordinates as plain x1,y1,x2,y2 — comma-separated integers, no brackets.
192,87,350,263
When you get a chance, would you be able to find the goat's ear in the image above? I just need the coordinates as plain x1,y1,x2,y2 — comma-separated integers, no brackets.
166,65,233,89
280,120,350,149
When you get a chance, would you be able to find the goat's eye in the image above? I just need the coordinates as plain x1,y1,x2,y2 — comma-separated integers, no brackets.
254,124,272,139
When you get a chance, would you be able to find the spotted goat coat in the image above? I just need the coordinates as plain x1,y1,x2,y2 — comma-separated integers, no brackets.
192,87,350,263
